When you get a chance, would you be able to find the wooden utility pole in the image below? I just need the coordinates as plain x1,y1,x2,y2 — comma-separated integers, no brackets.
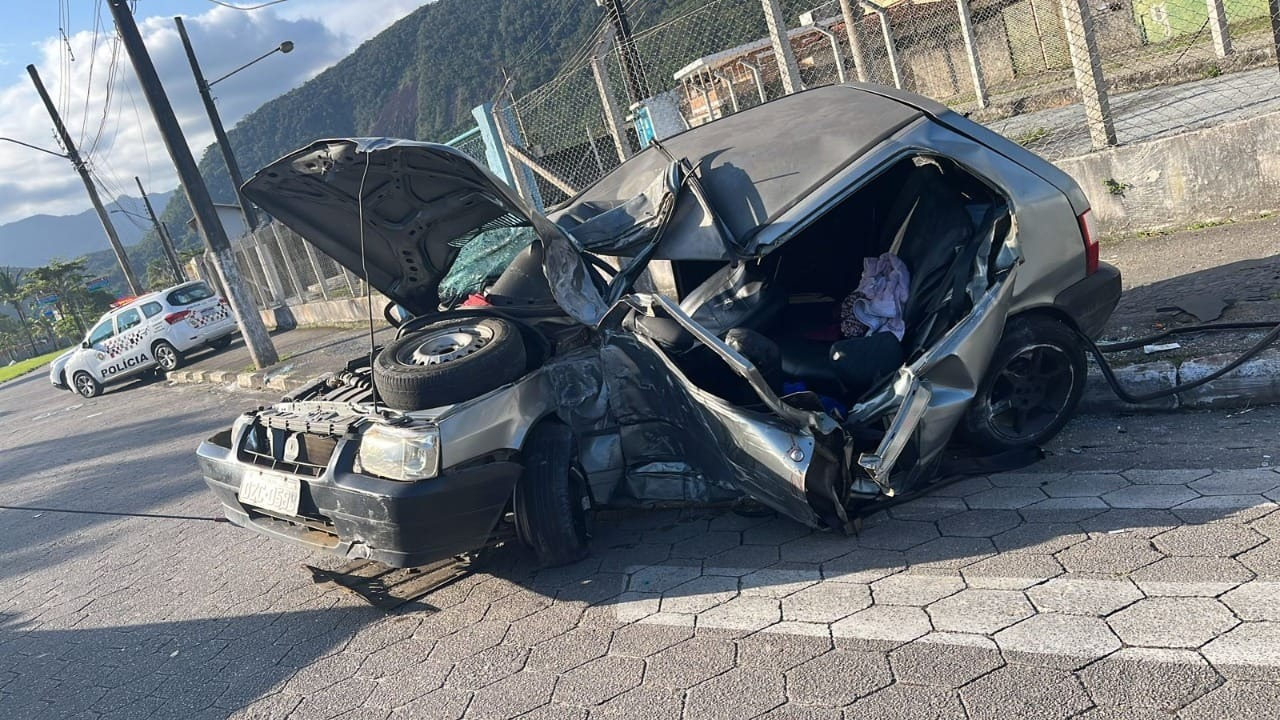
135,176,185,284
27,64,142,295
105,0,277,367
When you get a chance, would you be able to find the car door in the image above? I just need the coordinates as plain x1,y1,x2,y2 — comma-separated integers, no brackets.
81,318,117,380
99,308,153,380
608,293,851,531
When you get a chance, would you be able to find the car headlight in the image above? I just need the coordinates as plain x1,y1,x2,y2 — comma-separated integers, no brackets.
357,423,440,481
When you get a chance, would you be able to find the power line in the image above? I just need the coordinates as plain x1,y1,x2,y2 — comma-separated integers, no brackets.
204,0,291,9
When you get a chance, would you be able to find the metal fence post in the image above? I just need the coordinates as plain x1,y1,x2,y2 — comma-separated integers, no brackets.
590,33,633,163
279,223,331,301
1059,0,1117,149
740,58,769,103
1205,0,1233,58
471,103,518,188
761,0,803,94
839,0,870,82
955,0,989,109
859,1,902,89
810,26,848,84
713,71,740,112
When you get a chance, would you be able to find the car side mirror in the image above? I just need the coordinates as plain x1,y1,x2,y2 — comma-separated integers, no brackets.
81,340,91,349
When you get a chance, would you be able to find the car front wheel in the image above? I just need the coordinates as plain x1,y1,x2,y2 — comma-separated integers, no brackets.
958,315,1087,452
73,371,102,399
514,421,592,567
153,341,182,372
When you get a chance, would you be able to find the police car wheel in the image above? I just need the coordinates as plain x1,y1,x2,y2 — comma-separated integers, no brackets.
373,317,526,411
153,341,182,372
73,372,102,399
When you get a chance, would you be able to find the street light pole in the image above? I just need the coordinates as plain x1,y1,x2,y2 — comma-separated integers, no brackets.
105,0,277,368
25,65,142,295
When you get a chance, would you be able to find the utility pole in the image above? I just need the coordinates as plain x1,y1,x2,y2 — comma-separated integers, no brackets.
27,64,142,295
105,0,277,367
135,176,184,284
597,0,646,105
173,16,259,231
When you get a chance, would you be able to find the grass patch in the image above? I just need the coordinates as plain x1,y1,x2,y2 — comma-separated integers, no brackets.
0,348,72,384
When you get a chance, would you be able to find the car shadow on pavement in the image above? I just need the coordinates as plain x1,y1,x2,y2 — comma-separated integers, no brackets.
0,606,382,719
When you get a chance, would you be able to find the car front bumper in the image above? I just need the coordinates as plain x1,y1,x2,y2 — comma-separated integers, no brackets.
196,432,521,568
1054,261,1122,338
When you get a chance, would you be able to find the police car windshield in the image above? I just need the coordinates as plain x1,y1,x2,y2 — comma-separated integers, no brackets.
166,282,215,306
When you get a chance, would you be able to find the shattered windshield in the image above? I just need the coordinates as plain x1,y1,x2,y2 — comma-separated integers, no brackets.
437,226,537,305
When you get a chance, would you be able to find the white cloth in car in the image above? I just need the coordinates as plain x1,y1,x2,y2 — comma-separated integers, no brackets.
840,252,910,341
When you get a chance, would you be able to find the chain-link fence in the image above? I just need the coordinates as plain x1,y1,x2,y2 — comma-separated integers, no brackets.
491,0,1280,181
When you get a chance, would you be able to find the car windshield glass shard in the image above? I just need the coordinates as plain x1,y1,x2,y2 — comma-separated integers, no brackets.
166,282,215,306
438,225,537,305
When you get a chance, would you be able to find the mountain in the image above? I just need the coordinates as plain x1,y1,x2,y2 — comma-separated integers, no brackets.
0,191,172,269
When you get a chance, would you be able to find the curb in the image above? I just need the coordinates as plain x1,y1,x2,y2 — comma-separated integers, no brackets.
1080,348,1280,413
166,349,1280,414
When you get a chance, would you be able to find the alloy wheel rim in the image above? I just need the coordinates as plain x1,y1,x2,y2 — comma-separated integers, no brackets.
984,343,1075,441
157,346,177,370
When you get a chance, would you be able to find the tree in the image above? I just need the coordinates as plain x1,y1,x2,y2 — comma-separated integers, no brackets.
0,266,38,356
24,259,98,337
0,315,24,363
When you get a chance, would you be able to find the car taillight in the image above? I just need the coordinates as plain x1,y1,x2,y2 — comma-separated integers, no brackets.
165,310,192,325
1078,209,1099,275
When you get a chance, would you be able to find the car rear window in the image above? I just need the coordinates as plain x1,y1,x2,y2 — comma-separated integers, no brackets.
166,282,215,306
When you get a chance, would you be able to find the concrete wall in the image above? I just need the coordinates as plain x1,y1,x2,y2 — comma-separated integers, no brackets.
1055,107,1280,236
259,292,394,330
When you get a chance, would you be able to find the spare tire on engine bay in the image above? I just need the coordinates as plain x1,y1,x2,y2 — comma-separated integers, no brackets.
373,316,527,411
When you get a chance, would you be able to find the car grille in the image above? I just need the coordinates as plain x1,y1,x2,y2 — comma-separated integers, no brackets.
237,425,341,478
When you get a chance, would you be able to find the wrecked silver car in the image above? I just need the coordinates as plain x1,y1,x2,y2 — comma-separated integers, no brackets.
196,84,1120,568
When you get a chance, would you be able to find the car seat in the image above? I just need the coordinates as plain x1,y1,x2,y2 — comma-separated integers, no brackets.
633,261,786,353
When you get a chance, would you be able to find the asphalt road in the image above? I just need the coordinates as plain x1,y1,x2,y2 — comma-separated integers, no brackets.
2,371,1279,719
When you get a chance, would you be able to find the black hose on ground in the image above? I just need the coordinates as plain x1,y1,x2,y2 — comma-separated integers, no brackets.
1083,320,1280,404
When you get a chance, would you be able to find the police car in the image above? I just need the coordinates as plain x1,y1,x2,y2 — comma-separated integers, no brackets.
50,280,238,398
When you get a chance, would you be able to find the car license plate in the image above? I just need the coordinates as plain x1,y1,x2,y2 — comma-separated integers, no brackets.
238,471,301,516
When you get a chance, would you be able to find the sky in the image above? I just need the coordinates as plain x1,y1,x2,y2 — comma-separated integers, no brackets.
0,0,431,227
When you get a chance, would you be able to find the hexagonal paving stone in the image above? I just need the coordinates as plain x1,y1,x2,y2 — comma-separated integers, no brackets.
871,572,964,606
587,687,680,720
931,476,994,497
657,575,738,616
1239,540,1280,578
643,637,737,690
845,684,966,719
740,565,822,598
904,536,997,569
1189,469,1280,496
1153,523,1267,557
465,670,557,720
1076,508,1181,537
1055,536,1162,575
937,510,1023,538
607,622,693,659
779,534,859,564
684,666,786,720
1042,473,1129,498
927,589,1034,634
694,595,782,634
992,522,1088,555
785,650,892,706
736,632,832,671
1078,647,1220,711
964,486,1047,509
958,665,1092,720
821,549,906,585
961,553,1064,590
830,605,932,644
1122,468,1213,485
1108,597,1239,648
552,655,644,707
671,531,743,560
993,613,1121,669
1172,496,1278,524
1131,556,1254,597
888,637,1004,688
628,565,703,593
526,629,610,674
1221,581,1280,621
1102,484,1200,509
887,496,968,522
1200,622,1280,679
1179,680,1280,719
780,582,870,624
853,519,941,551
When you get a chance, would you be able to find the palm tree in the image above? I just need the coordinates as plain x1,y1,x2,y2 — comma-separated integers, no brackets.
0,266,38,356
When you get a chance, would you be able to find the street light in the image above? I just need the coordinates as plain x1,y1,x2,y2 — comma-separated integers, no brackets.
207,41,294,88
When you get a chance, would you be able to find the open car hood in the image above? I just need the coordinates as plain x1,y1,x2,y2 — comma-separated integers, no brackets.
241,138,540,316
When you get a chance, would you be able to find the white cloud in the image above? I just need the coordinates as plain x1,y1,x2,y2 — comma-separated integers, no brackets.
0,1,429,231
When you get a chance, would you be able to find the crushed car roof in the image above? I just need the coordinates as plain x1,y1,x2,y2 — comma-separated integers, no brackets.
552,84,924,258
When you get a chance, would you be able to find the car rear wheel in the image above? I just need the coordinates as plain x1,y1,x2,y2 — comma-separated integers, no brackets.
514,421,592,567
153,341,182,372
73,371,102,399
373,316,526,411
958,316,1087,452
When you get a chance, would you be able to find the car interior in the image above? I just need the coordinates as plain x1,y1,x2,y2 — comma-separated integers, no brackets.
635,154,1012,411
